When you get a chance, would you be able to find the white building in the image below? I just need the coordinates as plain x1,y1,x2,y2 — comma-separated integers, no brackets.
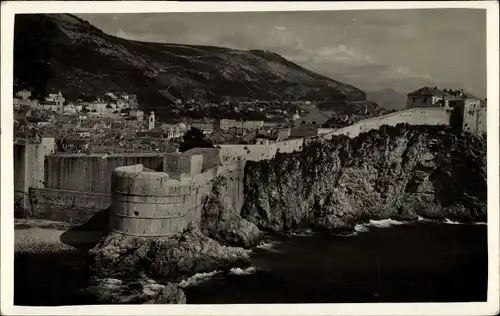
45,91,65,107
105,92,118,100
16,89,32,100
63,103,78,115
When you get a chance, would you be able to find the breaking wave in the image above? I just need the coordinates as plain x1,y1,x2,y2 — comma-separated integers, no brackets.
229,267,256,276
289,229,314,237
178,271,220,288
256,241,281,252
417,216,486,226
443,218,487,225
368,219,406,228
351,219,405,235
443,218,461,225
354,223,370,233
474,222,487,225
417,215,433,222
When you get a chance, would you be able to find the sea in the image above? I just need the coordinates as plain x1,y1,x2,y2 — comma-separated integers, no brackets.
14,219,488,305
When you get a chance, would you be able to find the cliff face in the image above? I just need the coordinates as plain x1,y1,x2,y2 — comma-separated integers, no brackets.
241,124,487,232
201,176,261,248
14,14,366,109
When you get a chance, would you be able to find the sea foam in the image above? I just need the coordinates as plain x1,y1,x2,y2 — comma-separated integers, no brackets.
229,267,257,276
443,218,461,225
256,241,281,252
368,218,406,228
178,271,220,288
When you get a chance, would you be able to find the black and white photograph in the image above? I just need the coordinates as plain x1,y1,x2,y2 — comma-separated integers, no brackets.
1,1,499,315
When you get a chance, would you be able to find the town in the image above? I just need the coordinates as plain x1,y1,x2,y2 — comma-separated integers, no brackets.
13,88,379,154
13,85,486,219
14,86,486,155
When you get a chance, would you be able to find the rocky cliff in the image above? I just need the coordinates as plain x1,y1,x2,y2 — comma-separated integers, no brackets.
89,124,486,303
14,14,365,110
241,124,486,233
88,225,252,303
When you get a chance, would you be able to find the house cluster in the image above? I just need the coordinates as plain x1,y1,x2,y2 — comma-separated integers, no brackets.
13,89,142,120
406,86,485,109
83,92,139,118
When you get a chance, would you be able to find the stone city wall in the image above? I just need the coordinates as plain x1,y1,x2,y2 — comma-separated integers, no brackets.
28,188,110,224
44,153,165,194
323,107,452,139
218,138,304,165
14,138,55,211
462,99,487,135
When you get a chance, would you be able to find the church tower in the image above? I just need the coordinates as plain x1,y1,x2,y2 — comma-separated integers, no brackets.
148,111,155,131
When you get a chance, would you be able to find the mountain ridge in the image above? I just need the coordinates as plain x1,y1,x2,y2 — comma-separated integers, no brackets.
14,13,367,114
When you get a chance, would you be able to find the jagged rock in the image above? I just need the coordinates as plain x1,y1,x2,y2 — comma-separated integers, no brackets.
242,124,487,232
201,176,261,247
89,226,250,283
87,277,186,304
145,283,186,304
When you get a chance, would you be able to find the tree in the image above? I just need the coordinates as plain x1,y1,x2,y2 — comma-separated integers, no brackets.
179,126,214,152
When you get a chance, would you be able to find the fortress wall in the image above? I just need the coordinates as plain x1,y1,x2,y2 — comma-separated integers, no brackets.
163,153,203,179
318,128,337,135
110,165,194,236
183,147,221,171
109,161,246,236
323,108,452,139
218,138,305,166
45,153,165,194
477,107,487,134
216,161,246,213
28,188,110,224
462,99,487,135
14,138,56,211
218,145,269,164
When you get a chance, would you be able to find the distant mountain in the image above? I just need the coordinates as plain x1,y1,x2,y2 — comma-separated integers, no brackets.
14,14,366,114
366,88,407,110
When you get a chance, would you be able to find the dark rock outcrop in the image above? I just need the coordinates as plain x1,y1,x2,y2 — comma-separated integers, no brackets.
201,175,261,248
89,225,250,284
241,124,487,233
87,277,186,304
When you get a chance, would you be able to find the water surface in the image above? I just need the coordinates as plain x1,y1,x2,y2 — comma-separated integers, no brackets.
184,222,487,303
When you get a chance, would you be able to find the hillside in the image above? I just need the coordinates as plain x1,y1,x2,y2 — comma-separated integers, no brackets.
366,88,407,110
14,14,366,113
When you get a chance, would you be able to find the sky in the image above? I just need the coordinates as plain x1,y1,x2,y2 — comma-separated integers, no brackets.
76,9,487,98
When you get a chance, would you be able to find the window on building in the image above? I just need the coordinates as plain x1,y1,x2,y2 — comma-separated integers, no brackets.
423,97,428,103
412,97,416,102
